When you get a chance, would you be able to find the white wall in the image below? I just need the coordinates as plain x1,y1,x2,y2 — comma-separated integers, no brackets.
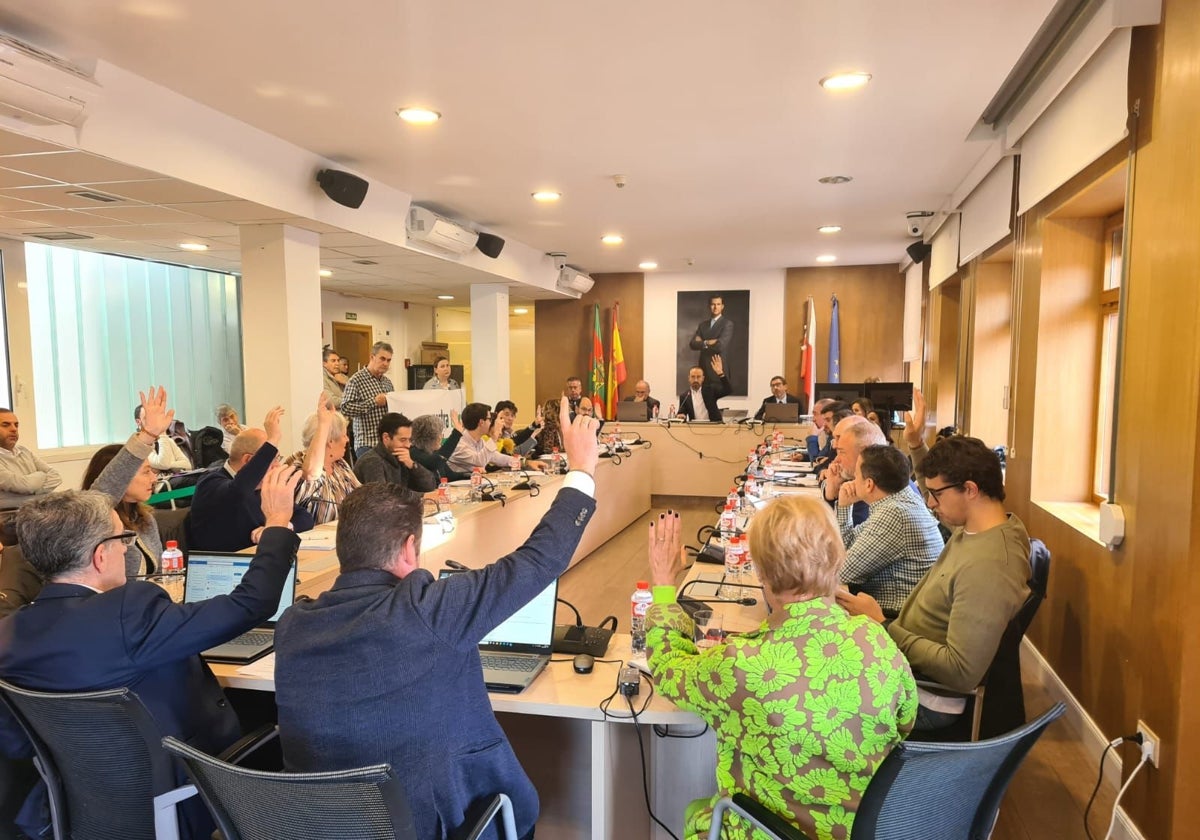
320,292,435,387
644,270,787,414
432,307,536,418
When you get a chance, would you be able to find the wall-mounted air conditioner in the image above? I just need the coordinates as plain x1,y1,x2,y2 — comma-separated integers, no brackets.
0,34,98,127
556,267,594,298
407,206,479,254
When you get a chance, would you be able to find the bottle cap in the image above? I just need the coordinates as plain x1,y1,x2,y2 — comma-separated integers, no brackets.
636,580,650,589
166,540,178,549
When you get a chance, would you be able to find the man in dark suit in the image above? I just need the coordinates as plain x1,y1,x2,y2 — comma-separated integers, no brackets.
0,467,301,839
274,398,599,840
189,405,315,551
688,293,735,387
753,374,809,420
622,380,662,418
679,356,732,422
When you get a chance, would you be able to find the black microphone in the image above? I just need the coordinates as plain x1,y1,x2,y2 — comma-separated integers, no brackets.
556,597,584,628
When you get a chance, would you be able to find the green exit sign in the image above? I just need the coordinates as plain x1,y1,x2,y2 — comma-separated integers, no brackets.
345,312,357,321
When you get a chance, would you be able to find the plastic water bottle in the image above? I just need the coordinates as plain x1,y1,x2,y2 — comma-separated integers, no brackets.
667,403,676,419
160,540,183,574
613,423,622,449
762,455,776,482
722,535,742,599
437,477,451,505
551,446,563,474
652,403,660,420
747,450,757,472
726,486,739,509
720,502,737,537
744,473,758,500
630,581,653,654
773,430,785,450
470,467,483,501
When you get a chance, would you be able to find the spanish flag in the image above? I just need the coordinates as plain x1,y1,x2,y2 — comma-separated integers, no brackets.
606,302,627,418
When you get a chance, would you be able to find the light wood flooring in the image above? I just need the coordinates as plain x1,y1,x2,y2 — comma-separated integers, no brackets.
559,496,1121,840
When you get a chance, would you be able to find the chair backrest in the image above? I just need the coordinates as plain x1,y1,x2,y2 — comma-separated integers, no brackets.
852,702,1065,839
1018,539,1051,633
162,737,415,840
0,679,177,840
189,426,229,468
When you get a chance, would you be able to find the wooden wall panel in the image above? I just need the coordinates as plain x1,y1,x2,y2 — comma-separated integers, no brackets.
783,265,905,388
966,261,1012,448
534,273,645,408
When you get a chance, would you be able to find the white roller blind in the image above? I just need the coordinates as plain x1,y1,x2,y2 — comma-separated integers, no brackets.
903,263,923,362
959,157,1015,265
1017,29,1131,214
928,215,960,289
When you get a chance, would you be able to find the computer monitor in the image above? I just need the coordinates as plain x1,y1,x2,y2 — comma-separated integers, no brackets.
865,382,914,412
815,382,864,404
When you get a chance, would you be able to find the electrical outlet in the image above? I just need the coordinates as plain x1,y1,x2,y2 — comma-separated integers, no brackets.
1137,720,1160,768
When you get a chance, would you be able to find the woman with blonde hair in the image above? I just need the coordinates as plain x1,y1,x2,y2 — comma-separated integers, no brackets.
285,393,360,524
644,496,917,840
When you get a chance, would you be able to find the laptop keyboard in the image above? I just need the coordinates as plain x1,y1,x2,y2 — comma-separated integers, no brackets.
480,654,541,672
228,632,273,647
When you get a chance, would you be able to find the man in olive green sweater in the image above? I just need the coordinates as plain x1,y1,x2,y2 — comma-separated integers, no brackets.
838,435,1030,730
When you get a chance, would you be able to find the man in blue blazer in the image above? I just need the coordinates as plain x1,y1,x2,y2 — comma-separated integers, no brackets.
274,398,600,840
189,405,314,551
0,465,301,838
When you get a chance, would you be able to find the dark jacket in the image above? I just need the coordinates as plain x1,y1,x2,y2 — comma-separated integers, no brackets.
188,443,315,551
679,375,732,421
753,392,809,420
689,315,735,386
411,429,470,483
353,443,439,492
275,487,597,840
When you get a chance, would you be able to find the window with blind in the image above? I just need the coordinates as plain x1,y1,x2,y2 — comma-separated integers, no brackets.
24,243,244,448
1093,215,1122,500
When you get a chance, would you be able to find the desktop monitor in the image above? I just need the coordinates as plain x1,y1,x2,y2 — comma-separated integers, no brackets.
815,382,864,404
865,382,914,412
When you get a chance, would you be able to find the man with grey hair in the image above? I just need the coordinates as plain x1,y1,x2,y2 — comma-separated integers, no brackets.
321,347,345,409
0,466,301,839
821,415,888,525
341,342,395,456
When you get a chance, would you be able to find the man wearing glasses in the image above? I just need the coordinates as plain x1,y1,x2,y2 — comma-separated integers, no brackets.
837,435,1031,731
0,465,301,839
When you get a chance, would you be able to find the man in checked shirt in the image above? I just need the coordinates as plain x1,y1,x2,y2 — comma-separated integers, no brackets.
340,342,394,457
834,444,944,618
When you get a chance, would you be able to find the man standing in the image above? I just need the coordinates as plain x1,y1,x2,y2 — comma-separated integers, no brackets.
0,466,301,838
189,407,315,551
341,342,394,456
623,380,661,418
321,348,344,409
836,445,943,617
352,413,438,493
274,398,599,840
0,410,61,506
837,436,1031,730
678,356,731,422
448,403,517,473
689,294,734,387
753,375,808,420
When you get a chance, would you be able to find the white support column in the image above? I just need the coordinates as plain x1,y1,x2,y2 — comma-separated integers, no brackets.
470,283,510,407
239,224,323,453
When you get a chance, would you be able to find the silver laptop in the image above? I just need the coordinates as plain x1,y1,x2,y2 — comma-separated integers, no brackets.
184,552,298,664
721,409,749,423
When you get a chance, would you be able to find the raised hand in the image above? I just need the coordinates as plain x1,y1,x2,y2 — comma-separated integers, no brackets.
260,462,302,529
903,387,927,450
263,406,285,445
648,510,686,587
560,395,599,477
316,392,336,428
137,386,174,438
711,354,725,378
450,409,464,434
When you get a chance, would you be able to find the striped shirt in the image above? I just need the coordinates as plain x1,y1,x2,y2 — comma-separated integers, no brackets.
837,488,944,615
340,369,394,450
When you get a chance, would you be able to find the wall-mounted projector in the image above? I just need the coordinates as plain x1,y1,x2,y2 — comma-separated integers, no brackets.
556,267,594,298
407,206,479,254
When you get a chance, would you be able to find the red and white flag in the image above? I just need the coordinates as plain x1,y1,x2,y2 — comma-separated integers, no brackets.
800,295,817,408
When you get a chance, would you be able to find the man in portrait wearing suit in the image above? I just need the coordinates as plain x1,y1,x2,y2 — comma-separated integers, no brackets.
753,374,809,420
274,398,600,840
0,467,301,839
679,356,732,422
688,293,735,387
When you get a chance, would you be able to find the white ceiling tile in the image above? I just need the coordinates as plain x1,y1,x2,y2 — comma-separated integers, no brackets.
80,205,209,225
92,179,236,205
1,152,162,185
0,184,145,209
163,200,294,222
0,209,130,227
0,168,61,189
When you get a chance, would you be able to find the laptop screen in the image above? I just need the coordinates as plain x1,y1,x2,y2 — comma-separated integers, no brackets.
439,569,557,654
184,553,298,624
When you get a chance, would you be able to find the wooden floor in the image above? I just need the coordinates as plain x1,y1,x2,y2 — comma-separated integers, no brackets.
559,496,1120,840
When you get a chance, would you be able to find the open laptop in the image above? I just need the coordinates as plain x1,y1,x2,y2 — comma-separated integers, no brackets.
184,552,298,664
439,569,557,693
763,402,800,423
616,401,650,422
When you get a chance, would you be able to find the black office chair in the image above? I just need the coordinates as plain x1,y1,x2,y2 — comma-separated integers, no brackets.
707,702,1065,840
0,680,273,840
162,736,520,840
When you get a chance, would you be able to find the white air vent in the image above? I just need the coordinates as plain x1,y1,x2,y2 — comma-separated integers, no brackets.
0,34,98,127
407,206,478,254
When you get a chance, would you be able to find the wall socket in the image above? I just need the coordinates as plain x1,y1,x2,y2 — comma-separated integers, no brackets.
1137,720,1160,768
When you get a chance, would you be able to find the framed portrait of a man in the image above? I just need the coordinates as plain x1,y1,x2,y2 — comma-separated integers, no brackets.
675,290,750,397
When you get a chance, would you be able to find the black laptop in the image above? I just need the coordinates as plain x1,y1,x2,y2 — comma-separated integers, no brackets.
763,402,800,422
184,552,298,664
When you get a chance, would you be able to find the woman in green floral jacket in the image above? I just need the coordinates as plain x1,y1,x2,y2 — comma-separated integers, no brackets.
645,496,918,840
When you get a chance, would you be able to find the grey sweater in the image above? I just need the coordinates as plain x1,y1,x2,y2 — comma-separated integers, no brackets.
92,434,163,577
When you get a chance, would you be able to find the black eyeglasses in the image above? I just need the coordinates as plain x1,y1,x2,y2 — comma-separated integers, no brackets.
924,482,965,502
94,530,137,552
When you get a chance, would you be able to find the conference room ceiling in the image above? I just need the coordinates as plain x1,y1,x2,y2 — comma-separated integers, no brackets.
0,0,1057,281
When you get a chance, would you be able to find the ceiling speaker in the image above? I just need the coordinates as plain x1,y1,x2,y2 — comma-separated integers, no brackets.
906,241,932,265
476,232,505,259
316,169,369,209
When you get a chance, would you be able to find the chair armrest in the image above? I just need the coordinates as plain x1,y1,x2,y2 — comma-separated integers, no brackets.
461,793,518,840
217,724,279,766
729,793,811,840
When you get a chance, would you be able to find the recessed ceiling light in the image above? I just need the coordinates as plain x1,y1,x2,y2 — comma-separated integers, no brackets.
601,234,624,245
818,175,853,185
638,261,658,270
816,254,837,264
397,107,441,124
178,242,208,251
318,269,333,277
817,225,843,234
531,191,561,202
437,294,455,300
512,307,529,315
819,72,872,91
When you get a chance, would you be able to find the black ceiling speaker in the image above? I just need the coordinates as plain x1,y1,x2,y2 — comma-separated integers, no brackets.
476,232,505,259
316,169,369,209
906,241,932,264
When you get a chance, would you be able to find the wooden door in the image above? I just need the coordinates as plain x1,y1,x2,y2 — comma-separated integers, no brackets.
332,322,373,373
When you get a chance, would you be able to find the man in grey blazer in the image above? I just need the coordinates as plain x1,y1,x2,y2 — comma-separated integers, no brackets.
274,397,600,840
